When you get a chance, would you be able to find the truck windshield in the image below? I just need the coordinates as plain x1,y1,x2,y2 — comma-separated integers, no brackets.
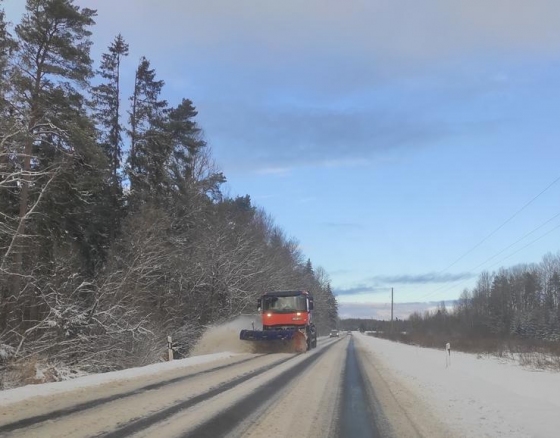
262,295,307,313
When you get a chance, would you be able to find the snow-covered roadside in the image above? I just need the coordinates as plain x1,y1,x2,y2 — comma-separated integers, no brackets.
0,352,238,406
356,333,560,437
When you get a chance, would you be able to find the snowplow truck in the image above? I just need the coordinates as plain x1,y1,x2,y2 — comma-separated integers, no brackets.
240,290,318,353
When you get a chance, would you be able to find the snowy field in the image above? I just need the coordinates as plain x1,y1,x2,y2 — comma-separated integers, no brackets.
356,333,560,438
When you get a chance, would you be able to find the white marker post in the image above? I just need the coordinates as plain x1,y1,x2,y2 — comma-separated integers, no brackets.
445,342,451,367
168,335,174,362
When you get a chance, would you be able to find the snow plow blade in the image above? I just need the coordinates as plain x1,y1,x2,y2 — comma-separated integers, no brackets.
240,329,308,353
239,329,296,341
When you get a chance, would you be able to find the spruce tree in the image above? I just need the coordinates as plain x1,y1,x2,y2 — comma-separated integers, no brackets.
12,0,96,249
9,0,97,316
92,34,129,237
166,99,205,185
127,56,168,202
92,34,128,188
0,0,14,87
0,0,16,171
0,0,17,331
165,98,227,201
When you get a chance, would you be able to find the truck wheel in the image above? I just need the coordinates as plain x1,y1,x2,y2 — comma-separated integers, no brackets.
306,327,314,351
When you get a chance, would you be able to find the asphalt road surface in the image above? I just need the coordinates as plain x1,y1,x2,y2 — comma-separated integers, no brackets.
0,334,451,438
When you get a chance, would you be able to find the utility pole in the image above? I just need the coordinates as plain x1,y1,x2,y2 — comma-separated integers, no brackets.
391,287,394,333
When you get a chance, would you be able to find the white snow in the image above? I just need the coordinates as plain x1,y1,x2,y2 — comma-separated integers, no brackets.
0,344,16,360
0,352,238,406
356,333,560,438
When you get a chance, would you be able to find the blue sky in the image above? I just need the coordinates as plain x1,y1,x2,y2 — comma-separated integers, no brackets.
5,1,560,318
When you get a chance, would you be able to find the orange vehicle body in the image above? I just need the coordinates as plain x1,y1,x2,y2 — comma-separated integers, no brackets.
240,290,318,352
262,310,309,326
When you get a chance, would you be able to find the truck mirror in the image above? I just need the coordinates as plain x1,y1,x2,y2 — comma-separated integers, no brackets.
257,300,261,311
309,300,314,310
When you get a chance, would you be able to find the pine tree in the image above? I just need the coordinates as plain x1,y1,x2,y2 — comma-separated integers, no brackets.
0,0,16,165
0,0,17,156
0,0,14,89
304,258,314,275
166,99,205,188
325,283,339,326
548,272,560,328
91,34,129,238
92,34,129,189
8,0,97,319
0,0,18,332
127,56,169,202
11,0,96,246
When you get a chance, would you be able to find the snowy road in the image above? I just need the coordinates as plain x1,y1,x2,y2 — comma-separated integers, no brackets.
0,334,451,438
3,332,558,438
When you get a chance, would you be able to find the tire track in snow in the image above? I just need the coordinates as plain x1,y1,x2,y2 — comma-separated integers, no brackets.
182,338,343,438
97,354,299,438
337,338,380,438
0,355,263,435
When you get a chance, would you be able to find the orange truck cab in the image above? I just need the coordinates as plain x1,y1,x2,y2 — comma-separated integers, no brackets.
240,290,318,351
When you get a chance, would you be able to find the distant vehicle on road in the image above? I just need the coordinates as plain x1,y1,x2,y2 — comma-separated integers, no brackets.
329,329,339,338
347,331,352,335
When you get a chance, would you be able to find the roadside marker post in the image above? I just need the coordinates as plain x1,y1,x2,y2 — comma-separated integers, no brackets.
445,342,451,367
168,335,174,361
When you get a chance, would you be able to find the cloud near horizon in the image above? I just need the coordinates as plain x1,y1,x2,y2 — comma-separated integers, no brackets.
370,272,475,285
335,285,390,296
334,272,474,296
338,301,455,320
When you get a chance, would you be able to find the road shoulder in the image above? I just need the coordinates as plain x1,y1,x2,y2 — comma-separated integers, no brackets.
355,334,456,438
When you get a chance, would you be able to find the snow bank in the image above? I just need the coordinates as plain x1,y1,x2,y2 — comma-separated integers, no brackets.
356,333,560,437
0,316,260,405
0,351,237,406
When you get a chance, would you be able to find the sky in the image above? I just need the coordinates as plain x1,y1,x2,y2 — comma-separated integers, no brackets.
5,0,560,319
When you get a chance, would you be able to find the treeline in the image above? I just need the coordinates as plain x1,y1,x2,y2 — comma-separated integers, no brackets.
339,318,406,333
339,319,377,332
406,253,560,345
0,0,337,376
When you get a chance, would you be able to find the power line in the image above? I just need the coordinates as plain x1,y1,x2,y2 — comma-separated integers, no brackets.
485,222,560,271
417,174,560,301
437,174,560,274
419,211,560,301
468,211,560,272
419,220,560,301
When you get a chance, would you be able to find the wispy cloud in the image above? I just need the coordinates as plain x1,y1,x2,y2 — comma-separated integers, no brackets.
334,272,474,297
330,269,353,275
82,1,560,65
338,301,456,320
370,272,474,285
334,285,389,296
205,105,455,173
33,0,533,176
255,166,293,176
321,158,371,168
